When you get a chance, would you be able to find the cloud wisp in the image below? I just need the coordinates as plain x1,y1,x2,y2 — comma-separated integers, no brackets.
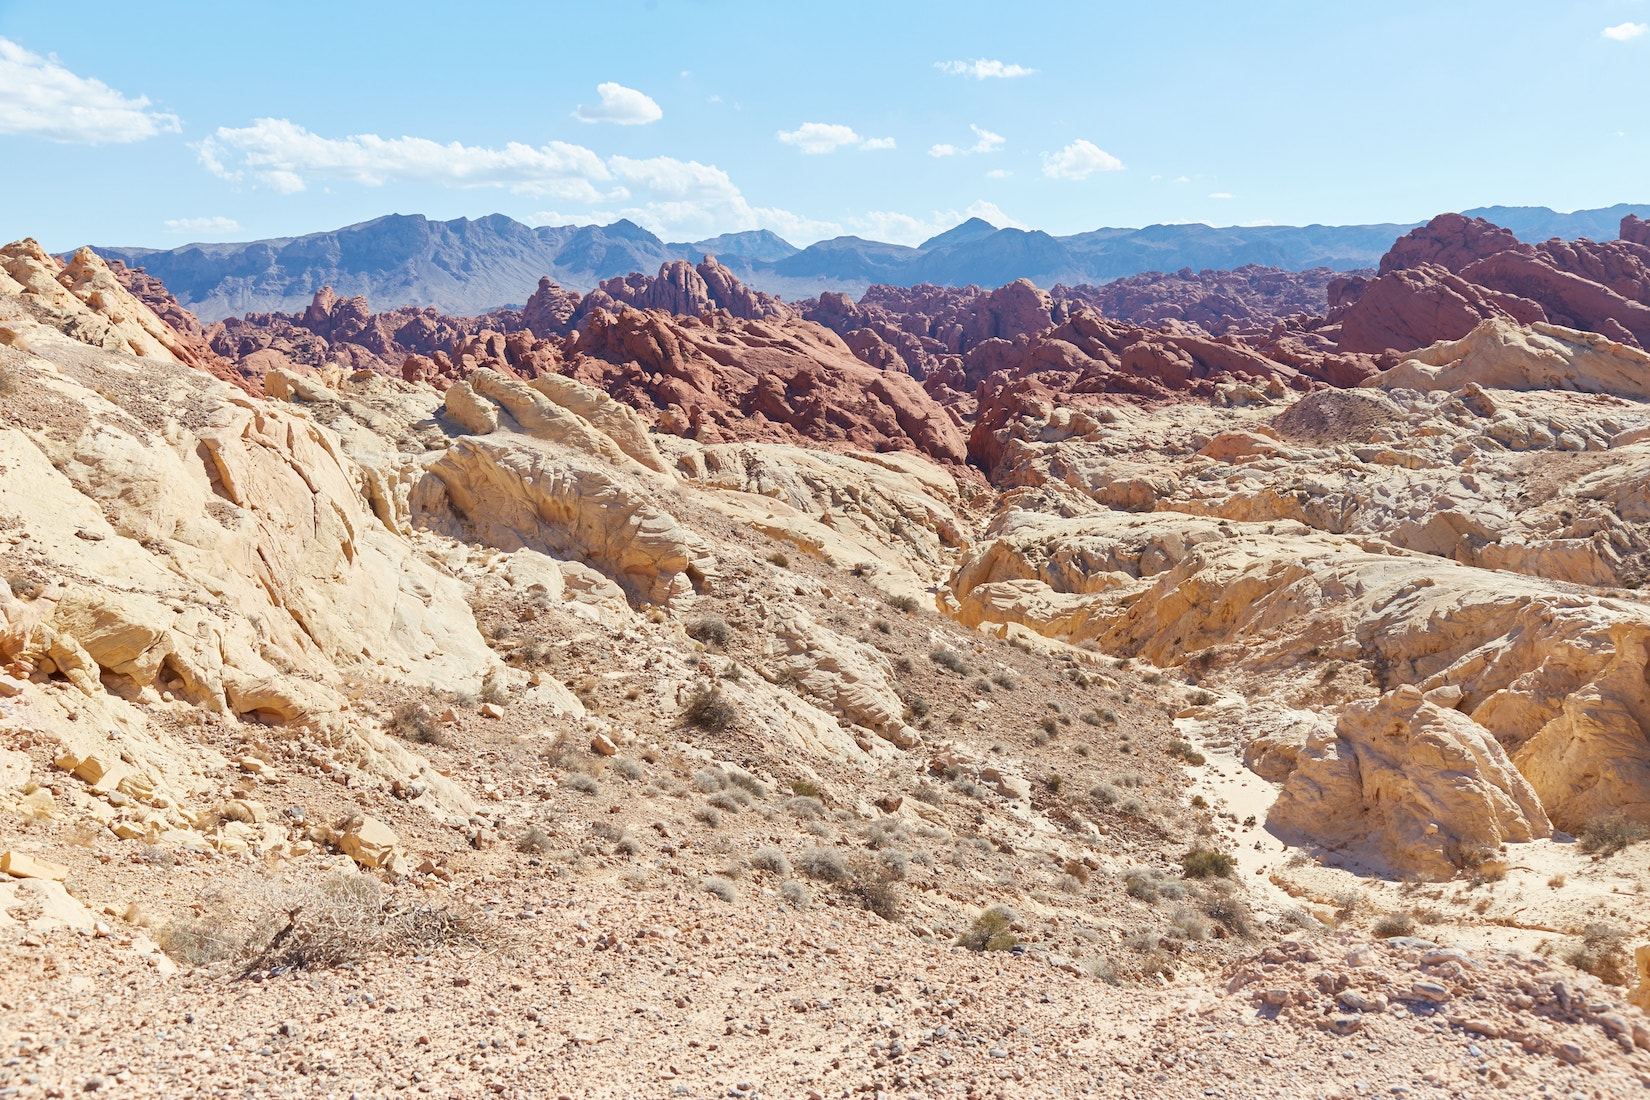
1041,139,1124,180
573,82,663,125
197,117,838,243
0,36,180,144
163,216,241,235
1603,22,1647,41
935,59,1036,79
929,124,1005,158
777,122,894,153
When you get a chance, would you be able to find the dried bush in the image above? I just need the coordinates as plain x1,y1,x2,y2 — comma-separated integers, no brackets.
958,906,1019,952
1577,814,1650,857
683,686,737,731
750,846,792,876
1566,923,1631,985
160,873,478,971
1167,739,1206,766
0,364,16,397
787,795,825,819
1169,908,1210,941
693,767,729,793
725,767,769,798
707,791,744,814
1124,868,1186,904
929,648,968,675
612,757,644,780
702,876,737,903
989,669,1017,690
686,617,730,647
564,773,599,795
845,857,903,921
388,702,444,746
886,593,920,614
517,826,555,854
1181,847,1235,879
780,880,810,908
877,849,910,881
692,805,722,827
766,550,791,568
797,846,850,883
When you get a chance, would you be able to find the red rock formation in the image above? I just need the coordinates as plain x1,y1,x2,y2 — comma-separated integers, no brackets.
597,257,789,322
1333,213,1650,352
103,259,259,394
564,308,967,465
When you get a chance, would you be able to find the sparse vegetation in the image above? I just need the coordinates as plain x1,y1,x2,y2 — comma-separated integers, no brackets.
683,685,737,731
1577,813,1650,857
886,593,920,614
388,701,444,745
564,773,599,795
766,550,790,568
1167,739,1206,766
929,647,968,675
517,826,555,854
797,845,850,883
686,616,731,647
989,669,1017,690
0,364,16,397
1373,912,1416,939
1566,923,1631,985
702,876,737,903
958,906,1019,952
159,873,478,971
751,846,792,876
1180,847,1236,879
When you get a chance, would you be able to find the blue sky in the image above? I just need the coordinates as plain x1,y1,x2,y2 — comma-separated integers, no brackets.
1,0,1647,250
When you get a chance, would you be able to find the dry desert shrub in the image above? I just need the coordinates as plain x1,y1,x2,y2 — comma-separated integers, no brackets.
1181,847,1235,880
683,685,737,731
388,701,444,745
1373,911,1417,939
958,905,1019,952
1566,922,1631,985
685,616,730,647
160,872,479,971
798,845,849,883
929,647,968,674
1577,813,1650,857
0,364,15,397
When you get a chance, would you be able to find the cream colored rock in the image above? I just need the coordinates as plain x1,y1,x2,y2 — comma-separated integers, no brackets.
338,814,400,870
1,850,69,881
528,372,671,474
1269,687,1551,879
442,379,499,435
1372,318,1650,400
0,240,181,363
420,435,715,604
764,606,919,748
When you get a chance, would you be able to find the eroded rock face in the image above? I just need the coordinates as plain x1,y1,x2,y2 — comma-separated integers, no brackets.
942,323,1650,863
1270,687,1551,878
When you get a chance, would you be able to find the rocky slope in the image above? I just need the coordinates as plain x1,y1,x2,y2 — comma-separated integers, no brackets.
5,235,1650,1096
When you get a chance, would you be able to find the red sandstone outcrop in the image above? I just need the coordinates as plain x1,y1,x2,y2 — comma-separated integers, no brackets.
1333,213,1650,353
563,307,967,465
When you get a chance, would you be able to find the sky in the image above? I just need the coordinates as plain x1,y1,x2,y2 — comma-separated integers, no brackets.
1,0,1647,251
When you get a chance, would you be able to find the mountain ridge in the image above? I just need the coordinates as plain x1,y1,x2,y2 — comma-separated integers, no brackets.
91,204,1650,320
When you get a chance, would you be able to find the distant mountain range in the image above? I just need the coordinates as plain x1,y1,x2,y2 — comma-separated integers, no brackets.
92,204,1650,321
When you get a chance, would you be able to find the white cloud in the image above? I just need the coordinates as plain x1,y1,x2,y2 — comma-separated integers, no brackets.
163,216,241,235
529,210,602,227
986,168,1011,178
930,124,1004,158
1041,139,1125,180
573,82,662,125
1604,21,1647,40
965,200,1027,230
968,125,1005,153
1208,192,1234,199
197,118,614,200
197,117,837,244
777,122,890,154
0,36,180,144
935,59,1036,79
1173,175,1191,184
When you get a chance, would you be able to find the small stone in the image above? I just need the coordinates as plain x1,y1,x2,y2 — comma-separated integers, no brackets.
1409,981,1450,1004
590,733,618,756
1263,988,1290,1006
480,702,504,719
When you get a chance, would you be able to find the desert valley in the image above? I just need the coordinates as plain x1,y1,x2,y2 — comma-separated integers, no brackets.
6,6,1650,1097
